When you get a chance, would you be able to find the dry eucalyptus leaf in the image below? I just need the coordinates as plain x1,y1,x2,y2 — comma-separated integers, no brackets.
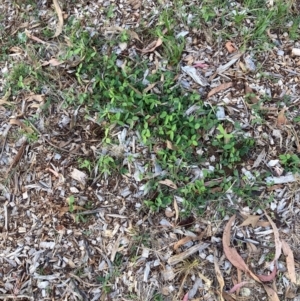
263,284,280,301
264,211,282,263
159,179,178,189
225,41,236,53
223,215,260,282
276,108,287,126
245,83,259,104
229,281,250,293
136,38,163,53
240,215,260,227
207,82,233,98
281,240,296,283
52,0,64,37
257,266,277,282
214,249,224,300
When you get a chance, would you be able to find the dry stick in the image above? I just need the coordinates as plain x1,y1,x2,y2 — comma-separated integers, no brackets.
6,140,27,175
0,124,11,160
24,117,86,156
0,295,34,300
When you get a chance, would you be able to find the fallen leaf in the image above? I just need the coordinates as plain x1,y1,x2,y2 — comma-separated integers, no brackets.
223,216,250,271
245,83,259,104
174,236,194,251
216,52,243,74
25,94,45,103
173,197,179,223
225,41,236,53
52,0,64,37
264,211,282,263
136,38,163,53
165,208,174,218
182,292,189,301
276,108,287,126
159,179,178,189
263,284,280,301
247,242,259,254
143,82,159,93
59,205,85,216
0,88,12,106
240,215,260,227
193,62,209,68
257,265,277,282
222,292,236,301
166,140,175,150
168,243,209,265
42,58,64,66
214,249,225,301
228,281,250,293
281,240,296,283
182,65,209,86
207,82,233,98
25,29,48,44
223,215,261,282
239,61,248,72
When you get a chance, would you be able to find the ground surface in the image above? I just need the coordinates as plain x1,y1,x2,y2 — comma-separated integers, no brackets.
1,0,300,300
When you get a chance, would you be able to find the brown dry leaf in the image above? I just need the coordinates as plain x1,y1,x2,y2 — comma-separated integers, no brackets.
222,292,236,301
136,38,163,53
225,41,236,53
281,240,296,283
240,215,260,227
239,61,248,72
166,140,175,150
173,236,194,251
264,211,282,263
143,82,159,93
214,249,224,301
0,88,12,106
25,29,48,44
207,82,233,98
223,215,261,282
247,242,259,254
10,119,34,133
52,0,64,37
173,197,179,223
276,108,287,126
25,94,45,102
159,179,178,189
59,205,85,216
168,243,209,265
7,141,27,174
229,281,250,293
42,58,65,66
256,220,271,227
245,83,259,104
165,208,174,218
223,216,250,272
257,265,277,282
263,284,280,301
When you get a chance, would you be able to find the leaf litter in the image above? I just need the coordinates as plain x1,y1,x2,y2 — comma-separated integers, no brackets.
0,0,300,300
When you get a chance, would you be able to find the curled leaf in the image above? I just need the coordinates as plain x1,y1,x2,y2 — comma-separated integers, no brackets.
225,41,236,53
257,265,277,282
52,0,64,37
228,281,250,293
264,211,282,263
281,240,296,283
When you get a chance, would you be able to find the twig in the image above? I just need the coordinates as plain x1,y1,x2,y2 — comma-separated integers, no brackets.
0,124,11,160
4,201,8,231
6,140,27,175
0,294,34,300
